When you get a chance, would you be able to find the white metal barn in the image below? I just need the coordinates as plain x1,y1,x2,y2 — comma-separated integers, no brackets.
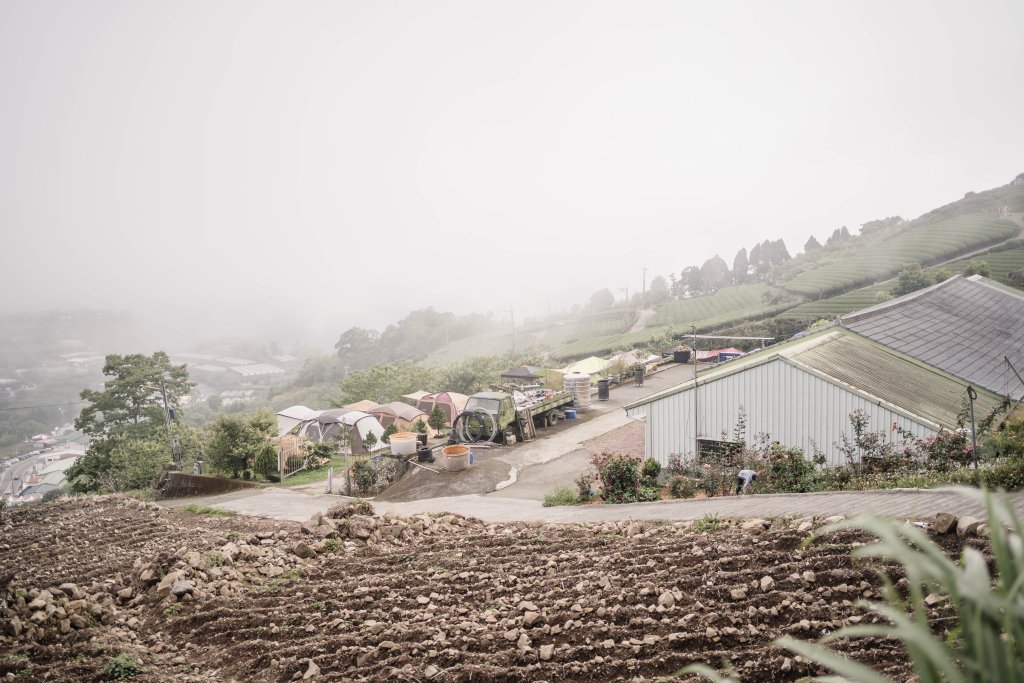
624,329,1004,467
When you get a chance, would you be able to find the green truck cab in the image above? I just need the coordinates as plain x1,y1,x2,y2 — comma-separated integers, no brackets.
454,390,575,444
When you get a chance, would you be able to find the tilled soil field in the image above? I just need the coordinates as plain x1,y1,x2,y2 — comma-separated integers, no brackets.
0,496,980,682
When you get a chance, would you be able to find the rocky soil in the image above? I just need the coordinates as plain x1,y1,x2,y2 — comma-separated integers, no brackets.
0,496,984,682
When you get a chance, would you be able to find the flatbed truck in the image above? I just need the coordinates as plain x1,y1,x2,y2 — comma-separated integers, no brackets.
452,390,575,445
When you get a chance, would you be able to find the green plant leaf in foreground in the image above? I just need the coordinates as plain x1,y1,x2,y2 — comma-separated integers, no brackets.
773,487,1023,683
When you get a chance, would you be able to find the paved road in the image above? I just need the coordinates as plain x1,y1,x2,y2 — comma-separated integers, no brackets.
163,485,1024,525
1,453,45,497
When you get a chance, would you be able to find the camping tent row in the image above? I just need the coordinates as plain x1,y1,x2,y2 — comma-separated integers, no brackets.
359,401,437,436
275,406,388,454
400,391,469,426
336,399,435,433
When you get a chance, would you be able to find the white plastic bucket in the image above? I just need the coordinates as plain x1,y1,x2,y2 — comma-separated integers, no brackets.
390,431,418,456
441,444,471,472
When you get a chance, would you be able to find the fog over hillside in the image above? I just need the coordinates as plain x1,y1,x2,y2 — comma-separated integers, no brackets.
2,1,1023,349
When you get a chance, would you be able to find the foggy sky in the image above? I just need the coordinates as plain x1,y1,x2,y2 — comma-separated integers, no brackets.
2,1,1022,348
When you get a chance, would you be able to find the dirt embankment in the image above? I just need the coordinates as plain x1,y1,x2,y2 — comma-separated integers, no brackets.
0,497,981,682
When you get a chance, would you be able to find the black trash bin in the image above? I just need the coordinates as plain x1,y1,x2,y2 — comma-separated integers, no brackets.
417,446,434,463
416,433,428,447
597,378,610,401
634,368,644,386
673,349,691,364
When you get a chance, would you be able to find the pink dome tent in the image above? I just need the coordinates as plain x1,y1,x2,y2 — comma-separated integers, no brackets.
413,391,469,427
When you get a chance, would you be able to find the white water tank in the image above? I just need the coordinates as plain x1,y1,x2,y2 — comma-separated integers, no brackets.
563,372,592,410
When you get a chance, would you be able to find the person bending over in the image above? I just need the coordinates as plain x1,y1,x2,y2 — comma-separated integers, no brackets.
735,468,759,495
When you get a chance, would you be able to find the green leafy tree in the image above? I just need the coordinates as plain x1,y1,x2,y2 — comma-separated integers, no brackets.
731,248,749,284
206,411,276,478
646,275,670,306
428,405,448,434
332,361,437,406
381,424,398,444
681,265,703,297
252,441,279,480
964,259,990,277
105,438,171,492
67,352,193,493
699,255,729,294
362,431,378,453
586,288,615,311
892,263,932,297
439,356,505,394
413,419,427,434
334,327,381,371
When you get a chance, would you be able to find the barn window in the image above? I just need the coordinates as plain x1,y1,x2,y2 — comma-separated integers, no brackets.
697,438,744,465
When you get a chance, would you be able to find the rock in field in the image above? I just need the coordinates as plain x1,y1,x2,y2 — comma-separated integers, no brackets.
956,516,980,537
933,513,957,534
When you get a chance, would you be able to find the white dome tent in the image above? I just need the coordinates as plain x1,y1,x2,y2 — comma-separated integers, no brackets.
276,406,387,454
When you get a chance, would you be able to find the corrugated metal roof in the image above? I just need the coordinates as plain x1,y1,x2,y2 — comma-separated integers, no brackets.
842,275,1024,399
625,328,1005,429
785,331,1004,428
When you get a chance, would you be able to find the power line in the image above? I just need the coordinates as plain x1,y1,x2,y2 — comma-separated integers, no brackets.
0,401,86,412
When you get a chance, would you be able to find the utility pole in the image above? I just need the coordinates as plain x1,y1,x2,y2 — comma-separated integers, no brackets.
157,378,180,469
620,284,629,332
1006,356,1024,405
509,307,516,355
641,265,648,309
693,324,699,457
967,386,978,471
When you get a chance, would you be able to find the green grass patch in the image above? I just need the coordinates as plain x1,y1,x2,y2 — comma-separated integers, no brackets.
161,604,183,618
691,513,724,533
101,654,141,680
280,454,369,487
261,567,305,594
181,504,236,517
278,568,303,581
542,486,580,507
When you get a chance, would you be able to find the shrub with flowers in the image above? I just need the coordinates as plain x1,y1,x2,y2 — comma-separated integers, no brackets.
668,475,699,498
580,402,1019,505
759,444,819,492
900,427,973,470
591,452,643,503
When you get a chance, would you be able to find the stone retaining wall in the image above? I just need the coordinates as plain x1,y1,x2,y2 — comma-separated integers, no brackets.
162,472,260,498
